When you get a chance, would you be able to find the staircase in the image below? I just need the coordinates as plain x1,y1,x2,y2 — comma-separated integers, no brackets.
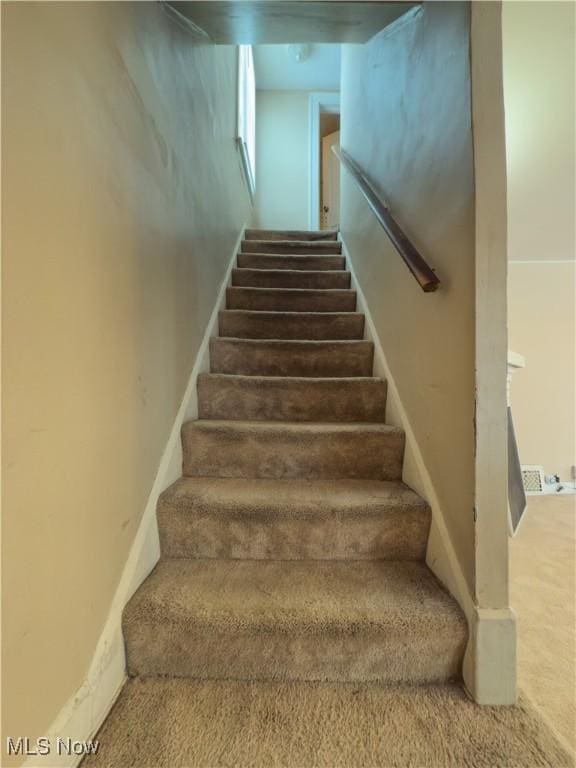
123,229,467,685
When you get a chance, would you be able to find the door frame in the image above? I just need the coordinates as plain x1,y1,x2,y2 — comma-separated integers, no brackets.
308,92,340,230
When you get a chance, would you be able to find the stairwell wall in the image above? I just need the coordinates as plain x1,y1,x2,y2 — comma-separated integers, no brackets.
2,2,251,763
340,3,476,594
341,1,514,703
504,0,576,482
254,90,311,229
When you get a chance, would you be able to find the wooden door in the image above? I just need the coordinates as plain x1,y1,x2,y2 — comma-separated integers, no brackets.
321,130,340,230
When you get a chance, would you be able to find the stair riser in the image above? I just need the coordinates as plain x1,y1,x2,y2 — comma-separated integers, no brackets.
124,628,465,684
231,269,350,290
244,229,338,242
198,376,387,422
210,339,374,377
182,425,404,480
158,506,429,561
241,241,342,255
238,253,346,271
218,311,365,340
226,288,356,313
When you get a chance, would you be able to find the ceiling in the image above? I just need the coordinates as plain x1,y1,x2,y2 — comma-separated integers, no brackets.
167,2,418,44
254,44,341,90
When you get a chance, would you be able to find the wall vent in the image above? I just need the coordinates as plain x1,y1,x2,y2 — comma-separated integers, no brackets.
521,465,545,494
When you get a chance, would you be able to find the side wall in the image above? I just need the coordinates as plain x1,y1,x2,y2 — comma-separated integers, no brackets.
508,263,575,480
254,90,310,229
2,2,250,760
340,3,476,594
503,1,576,481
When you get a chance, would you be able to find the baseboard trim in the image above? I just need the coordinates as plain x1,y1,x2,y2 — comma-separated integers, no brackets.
23,225,246,768
462,607,517,705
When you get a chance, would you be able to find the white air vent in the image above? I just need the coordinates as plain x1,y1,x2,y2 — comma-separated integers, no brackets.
521,465,545,494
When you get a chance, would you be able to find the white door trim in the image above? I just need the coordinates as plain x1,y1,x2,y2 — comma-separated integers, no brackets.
309,92,340,229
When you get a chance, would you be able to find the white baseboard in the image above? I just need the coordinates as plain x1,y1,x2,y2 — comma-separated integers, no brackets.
23,225,246,768
462,607,517,705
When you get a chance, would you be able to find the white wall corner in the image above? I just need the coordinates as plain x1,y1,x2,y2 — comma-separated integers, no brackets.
462,608,517,705
23,224,247,768
339,236,475,622
470,0,516,704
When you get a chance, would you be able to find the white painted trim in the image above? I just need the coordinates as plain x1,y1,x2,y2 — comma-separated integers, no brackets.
23,225,247,768
463,607,517,705
340,236,475,620
308,92,340,230
469,1,517,704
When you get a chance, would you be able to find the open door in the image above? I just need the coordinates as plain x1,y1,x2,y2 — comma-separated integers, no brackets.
321,130,340,230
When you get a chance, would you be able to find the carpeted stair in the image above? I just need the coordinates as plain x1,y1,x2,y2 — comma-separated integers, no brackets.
123,229,467,685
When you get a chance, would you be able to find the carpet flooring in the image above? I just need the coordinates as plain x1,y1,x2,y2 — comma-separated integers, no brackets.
510,494,576,754
83,494,576,768
83,678,573,768
123,229,467,689
83,229,575,766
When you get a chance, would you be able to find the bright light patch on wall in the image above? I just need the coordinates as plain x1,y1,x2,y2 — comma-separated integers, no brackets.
238,45,256,194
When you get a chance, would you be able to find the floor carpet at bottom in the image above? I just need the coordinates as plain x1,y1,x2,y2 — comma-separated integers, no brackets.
82,678,573,768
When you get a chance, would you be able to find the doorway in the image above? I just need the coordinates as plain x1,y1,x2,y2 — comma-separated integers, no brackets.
320,114,340,230
309,92,340,230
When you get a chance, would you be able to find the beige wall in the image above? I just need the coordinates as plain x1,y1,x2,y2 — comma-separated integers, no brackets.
254,90,310,229
508,263,575,479
503,1,575,481
2,2,250,761
340,3,476,592
503,1,574,264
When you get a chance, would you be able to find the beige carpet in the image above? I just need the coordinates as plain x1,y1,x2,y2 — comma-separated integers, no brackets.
123,228,467,689
84,228,575,766
510,494,576,753
84,493,576,768
83,678,572,768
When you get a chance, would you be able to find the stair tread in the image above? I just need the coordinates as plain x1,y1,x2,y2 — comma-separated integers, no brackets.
242,240,342,251
161,476,428,515
237,253,345,271
221,310,361,317
210,338,373,378
226,287,356,313
182,419,403,481
212,337,370,347
245,228,338,241
186,419,402,435
158,477,430,561
218,310,364,340
124,559,466,636
231,268,350,290
239,252,343,259
243,240,340,247
198,373,387,422
228,286,354,294
233,268,348,276
199,373,385,384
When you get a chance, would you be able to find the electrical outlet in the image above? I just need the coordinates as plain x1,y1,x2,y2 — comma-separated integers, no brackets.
571,465,576,480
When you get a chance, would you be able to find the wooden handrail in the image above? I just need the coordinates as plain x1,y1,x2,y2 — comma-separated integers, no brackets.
332,146,441,292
